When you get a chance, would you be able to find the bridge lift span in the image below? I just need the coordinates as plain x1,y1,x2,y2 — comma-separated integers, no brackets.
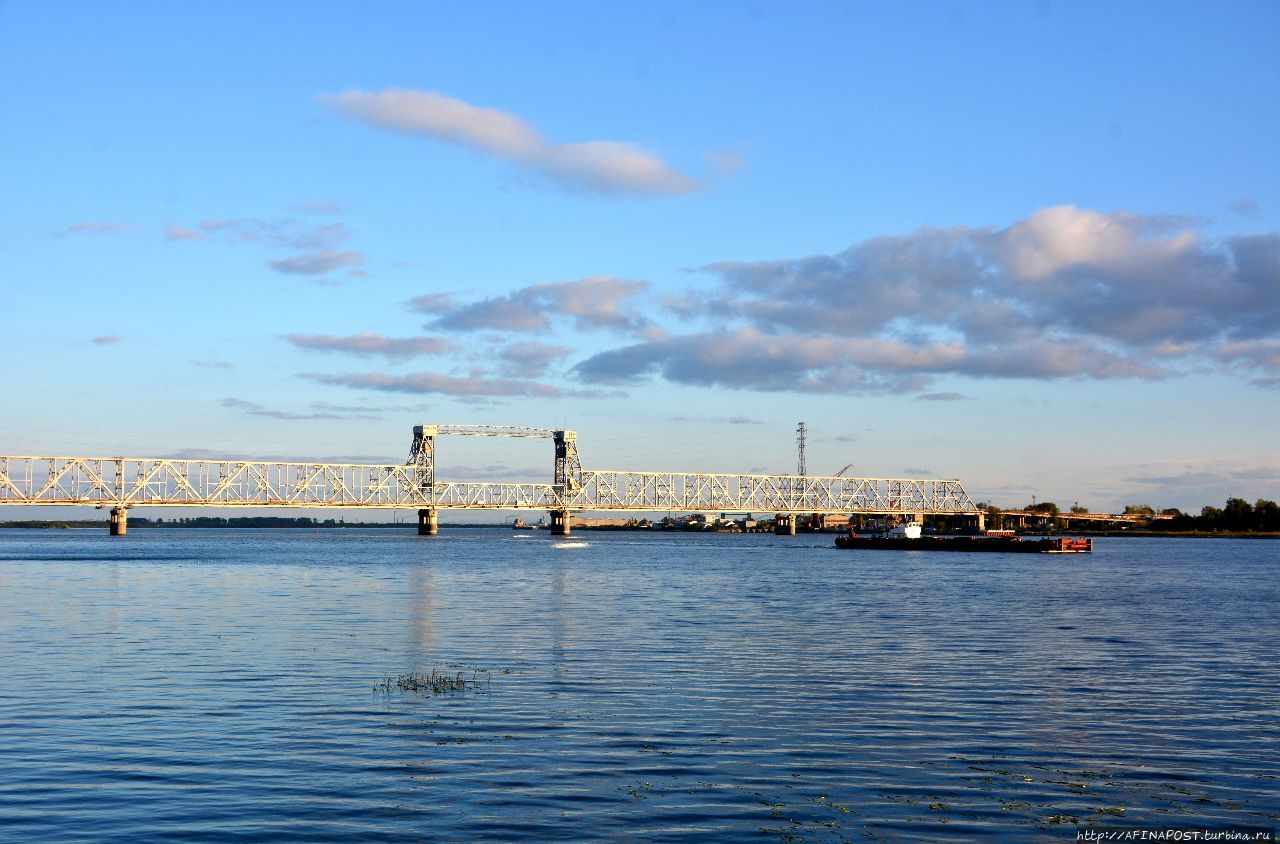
0,424,981,537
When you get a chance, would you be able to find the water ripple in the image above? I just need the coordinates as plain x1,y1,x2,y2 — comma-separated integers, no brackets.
0,528,1276,840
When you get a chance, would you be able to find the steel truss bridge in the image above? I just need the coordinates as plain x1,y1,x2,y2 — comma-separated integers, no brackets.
0,424,980,534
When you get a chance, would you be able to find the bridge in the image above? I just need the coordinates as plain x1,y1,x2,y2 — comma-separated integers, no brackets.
0,424,981,536
994,509,1176,529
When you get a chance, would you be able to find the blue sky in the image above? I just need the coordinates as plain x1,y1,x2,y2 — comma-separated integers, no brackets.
2,0,1278,514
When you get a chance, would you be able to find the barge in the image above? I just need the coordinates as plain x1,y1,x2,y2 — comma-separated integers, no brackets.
835,521,1092,553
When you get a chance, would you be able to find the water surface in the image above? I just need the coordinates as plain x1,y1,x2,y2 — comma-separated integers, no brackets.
0,528,1276,841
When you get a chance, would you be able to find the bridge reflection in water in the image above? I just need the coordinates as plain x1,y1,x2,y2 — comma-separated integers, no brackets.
0,424,981,537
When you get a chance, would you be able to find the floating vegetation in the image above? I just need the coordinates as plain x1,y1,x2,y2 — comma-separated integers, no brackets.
624,781,654,799
375,667,492,696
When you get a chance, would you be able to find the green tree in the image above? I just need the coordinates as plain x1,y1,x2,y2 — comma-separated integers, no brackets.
1222,497,1254,531
1255,499,1280,531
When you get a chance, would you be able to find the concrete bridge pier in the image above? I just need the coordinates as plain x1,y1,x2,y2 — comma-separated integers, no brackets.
549,510,571,536
774,513,796,535
417,508,439,536
109,506,128,536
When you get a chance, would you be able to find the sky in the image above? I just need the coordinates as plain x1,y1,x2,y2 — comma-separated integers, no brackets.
2,0,1278,516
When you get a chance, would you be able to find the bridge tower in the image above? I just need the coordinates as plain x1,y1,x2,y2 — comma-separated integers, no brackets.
550,430,580,536
409,424,438,535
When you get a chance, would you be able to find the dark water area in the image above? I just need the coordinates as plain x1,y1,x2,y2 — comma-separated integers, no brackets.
0,528,1276,841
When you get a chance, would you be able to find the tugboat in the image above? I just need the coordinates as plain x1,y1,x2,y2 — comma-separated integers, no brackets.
835,517,1091,553
512,517,546,530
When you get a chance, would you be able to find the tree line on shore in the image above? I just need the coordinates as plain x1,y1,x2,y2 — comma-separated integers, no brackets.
1149,498,1280,532
138,516,351,528
982,497,1280,533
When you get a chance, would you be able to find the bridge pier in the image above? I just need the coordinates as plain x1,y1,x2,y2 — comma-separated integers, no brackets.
417,508,439,536
109,506,127,536
774,513,796,536
975,511,986,532
549,510,571,536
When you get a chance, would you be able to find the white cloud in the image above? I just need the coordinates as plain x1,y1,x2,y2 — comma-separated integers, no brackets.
300,369,621,399
221,397,373,421
268,249,364,276
284,332,452,361
165,214,371,281
164,224,205,241
319,88,700,196
996,206,1197,281
572,326,1162,394
412,276,652,335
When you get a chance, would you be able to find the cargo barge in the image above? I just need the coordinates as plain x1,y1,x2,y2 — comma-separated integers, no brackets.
834,521,1092,553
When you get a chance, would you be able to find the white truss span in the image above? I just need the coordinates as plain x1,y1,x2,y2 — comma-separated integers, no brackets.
0,455,977,514
569,471,975,514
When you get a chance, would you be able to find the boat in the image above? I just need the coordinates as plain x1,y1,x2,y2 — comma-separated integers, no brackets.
835,519,1091,553
512,517,546,530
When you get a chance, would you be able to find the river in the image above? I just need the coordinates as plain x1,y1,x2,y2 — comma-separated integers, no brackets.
0,528,1276,841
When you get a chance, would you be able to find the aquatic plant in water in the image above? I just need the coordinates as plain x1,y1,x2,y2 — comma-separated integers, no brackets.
374,667,491,696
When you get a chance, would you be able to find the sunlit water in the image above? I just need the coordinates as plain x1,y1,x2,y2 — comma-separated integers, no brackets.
0,528,1276,841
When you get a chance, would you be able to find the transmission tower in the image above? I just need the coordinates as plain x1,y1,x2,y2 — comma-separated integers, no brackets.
796,422,807,477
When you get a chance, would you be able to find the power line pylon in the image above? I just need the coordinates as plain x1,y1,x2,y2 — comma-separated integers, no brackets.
796,422,807,477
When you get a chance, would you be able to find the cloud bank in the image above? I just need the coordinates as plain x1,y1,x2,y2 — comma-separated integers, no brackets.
571,205,1280,394
319,88,700,196
282,206,1277,403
